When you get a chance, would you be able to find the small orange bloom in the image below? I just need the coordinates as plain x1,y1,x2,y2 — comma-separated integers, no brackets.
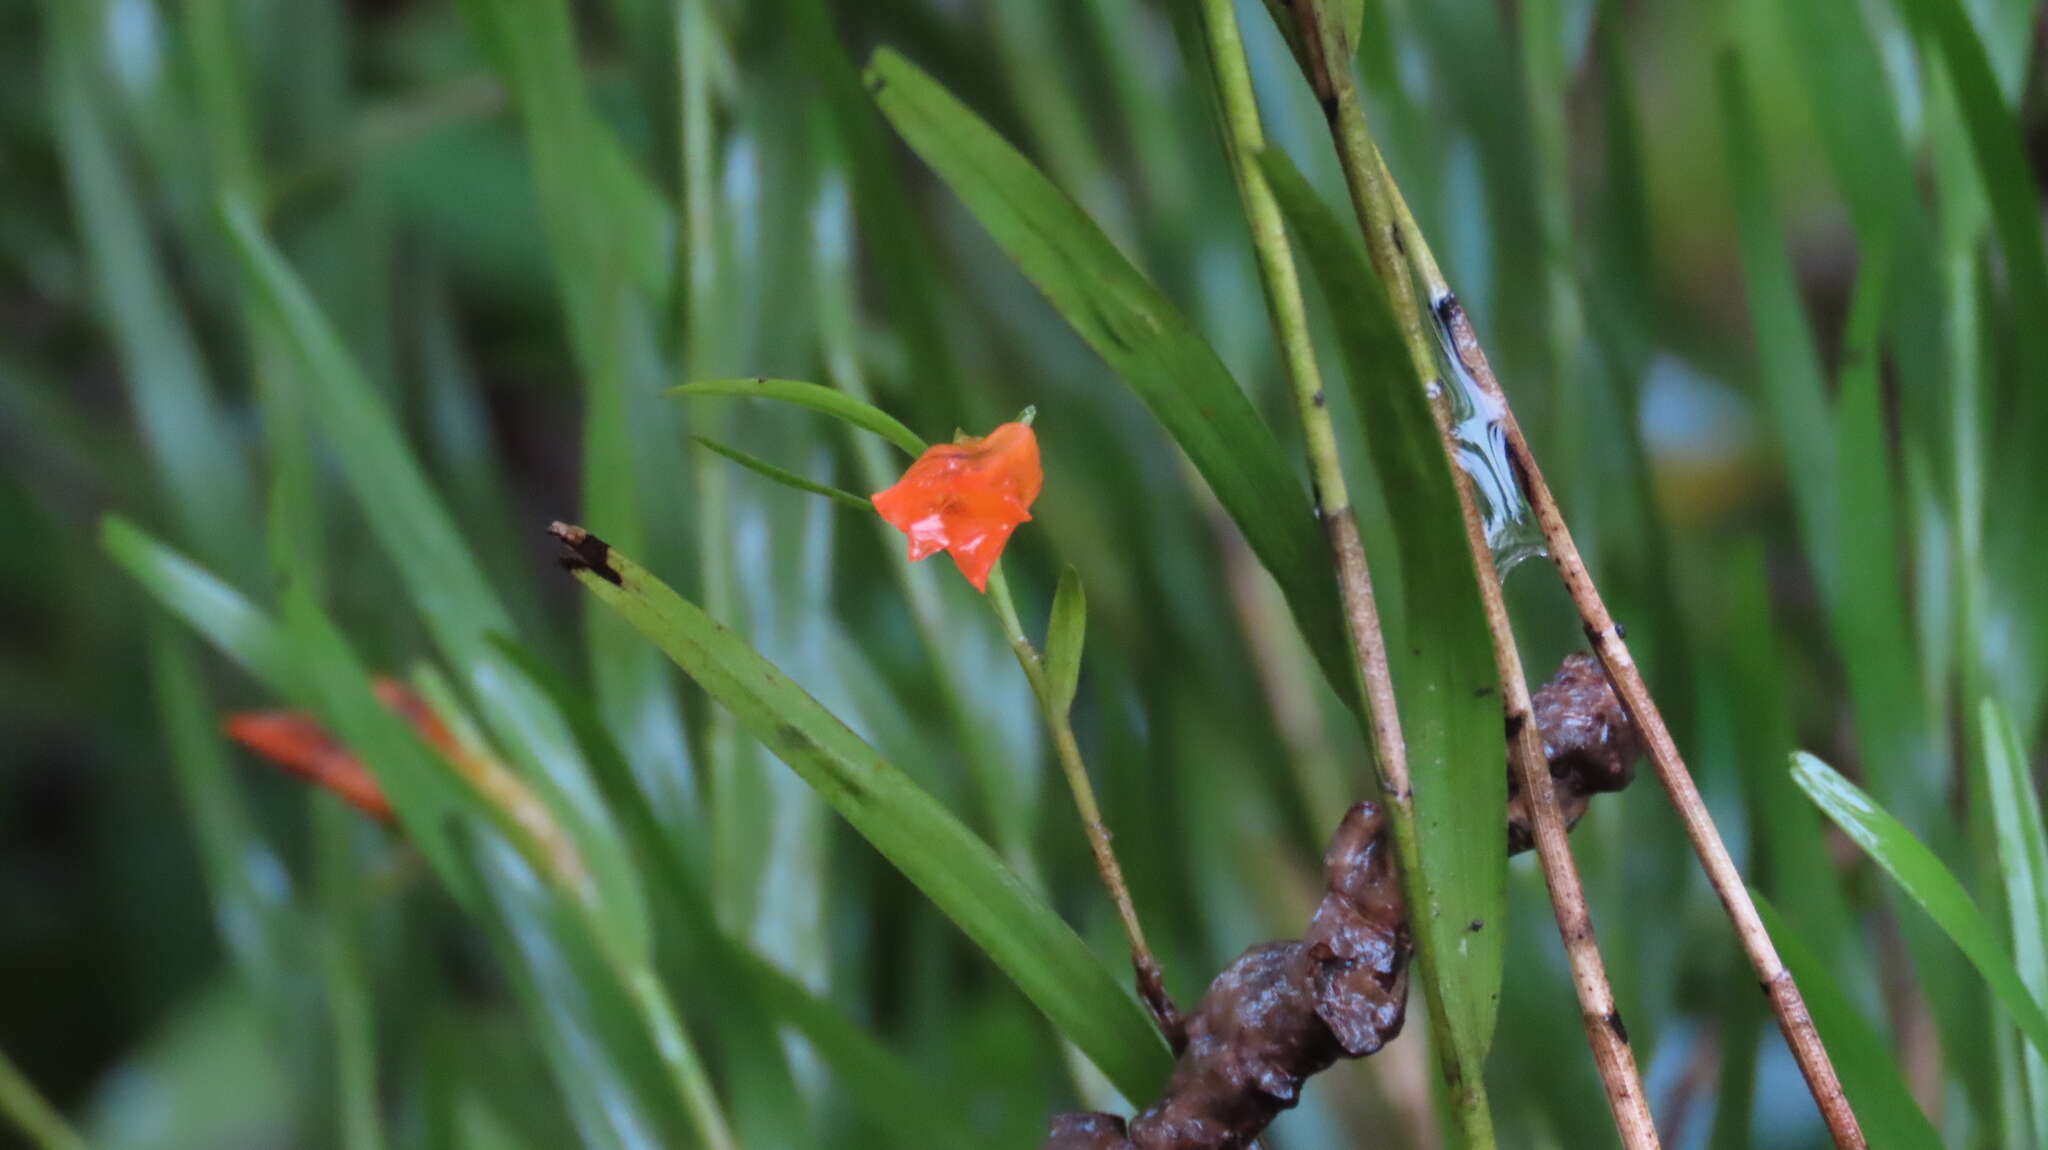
872,421,1042,592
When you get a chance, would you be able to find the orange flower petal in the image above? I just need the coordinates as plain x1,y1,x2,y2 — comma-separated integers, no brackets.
872,421,1042,592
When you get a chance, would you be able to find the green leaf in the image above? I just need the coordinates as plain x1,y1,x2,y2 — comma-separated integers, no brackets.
1716,52,1839,604
1983,699,2048,1137
692,437,874,513
1833,242,1942,819
674,379,927,457
741,957,980,1146
219,198,651,961
284,589,734,1150
1754,896,1943,1149
454,830,729,1150
1894,0,2048,391
486,636,814,1149
1259,149,1507,1061
146,625,295,994
1045,566,1086,718
865,49,1353,697
45,0,257,585
279,583,484,906
552,525,1172,1100
1792,751,2048,1055
103,517,297,697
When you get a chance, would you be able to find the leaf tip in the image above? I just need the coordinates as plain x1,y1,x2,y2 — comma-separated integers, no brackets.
548,522,622,586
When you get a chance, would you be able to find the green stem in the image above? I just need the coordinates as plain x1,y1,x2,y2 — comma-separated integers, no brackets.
0,1045,86,1150
986,567,1180,1041
1190,0,1495,1141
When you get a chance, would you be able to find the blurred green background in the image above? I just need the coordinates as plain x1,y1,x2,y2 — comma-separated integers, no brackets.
4,0,2046,1147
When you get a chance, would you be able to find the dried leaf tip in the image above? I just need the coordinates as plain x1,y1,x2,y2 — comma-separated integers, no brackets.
872,420,1043,592
549,521,622,586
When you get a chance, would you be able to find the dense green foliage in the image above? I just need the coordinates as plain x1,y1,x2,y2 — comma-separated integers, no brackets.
5,0,2047,1147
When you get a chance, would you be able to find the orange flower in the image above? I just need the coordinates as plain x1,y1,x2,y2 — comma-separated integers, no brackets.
872,420,1043,592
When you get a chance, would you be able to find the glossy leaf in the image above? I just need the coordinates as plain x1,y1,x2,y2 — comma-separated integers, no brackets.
553,526,1172,1100
1260,148,1507,1061
1792,752,2048,1055
865,49,1353,695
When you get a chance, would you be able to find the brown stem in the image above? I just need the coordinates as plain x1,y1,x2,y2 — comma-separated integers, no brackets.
1284,1,1661,1144
1431,283,1867,1149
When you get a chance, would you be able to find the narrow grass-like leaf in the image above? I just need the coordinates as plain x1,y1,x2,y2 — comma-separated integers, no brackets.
454,831,724,1150
674,379,927,458
46,0,256,583
280,585,485,904
691,437,873,513
146,625,294,992
1723,546,1857,965
1894,0,2048,390
1983,699,2048,1135
1755,897,1943,1149
285,589,732,1150
312,802,384,1150
866,49,1353,696
1834,243,1942,819
741,957,980,1146
553,526,1172,1100
1716,53,1838,603
219,199,650,959
488,635,813,1149
1792,751,2048,1054
104,517,296,696
1775,0,1945,448
1045,566,1086,718
1261,149,1507,1060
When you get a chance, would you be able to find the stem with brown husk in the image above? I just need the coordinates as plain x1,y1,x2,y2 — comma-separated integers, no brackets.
1191,0,1497,1142
1279,2,1663,1146
1284,4,1866,1146
986,566,1183,1046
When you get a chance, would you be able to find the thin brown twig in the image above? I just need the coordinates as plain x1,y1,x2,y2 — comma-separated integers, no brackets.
1284,2,1660,1145
1378,148,1867,1149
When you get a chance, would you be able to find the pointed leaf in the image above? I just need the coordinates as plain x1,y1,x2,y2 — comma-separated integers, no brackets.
674,378,928,458
551,524,1172,1100
692,437,874,513
1792,751,2048,1055
1045,566,1086,718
